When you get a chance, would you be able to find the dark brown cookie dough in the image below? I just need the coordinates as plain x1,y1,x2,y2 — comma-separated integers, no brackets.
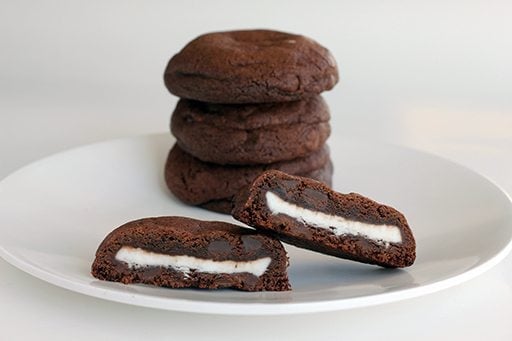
171,96,330,165
91,216,291,291
164,144,333,214
164,29,339,103
232,170,416,268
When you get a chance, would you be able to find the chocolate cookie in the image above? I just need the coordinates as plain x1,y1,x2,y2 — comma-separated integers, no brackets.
171,96,330,165
165,144,333,214
232,170,416,268
164,29,339,103
91,217,291,291
198,161,334,214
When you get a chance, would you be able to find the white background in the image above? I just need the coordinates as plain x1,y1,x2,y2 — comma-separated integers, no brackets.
1,1,512,340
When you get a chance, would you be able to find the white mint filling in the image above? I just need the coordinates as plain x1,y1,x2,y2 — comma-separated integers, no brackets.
265,191,402,244
115,246,271,277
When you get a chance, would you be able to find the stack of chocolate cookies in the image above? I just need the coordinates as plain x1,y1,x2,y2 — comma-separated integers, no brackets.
163,30,339,213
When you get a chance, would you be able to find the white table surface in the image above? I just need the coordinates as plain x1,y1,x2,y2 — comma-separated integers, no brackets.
1,1,512,340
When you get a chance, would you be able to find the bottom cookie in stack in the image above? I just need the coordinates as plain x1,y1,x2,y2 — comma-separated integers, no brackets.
164,143,333,213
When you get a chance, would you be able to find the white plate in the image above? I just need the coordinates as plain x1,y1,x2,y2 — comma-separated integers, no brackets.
0,134,511,315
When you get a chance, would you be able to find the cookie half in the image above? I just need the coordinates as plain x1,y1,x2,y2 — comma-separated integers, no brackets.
164,144,333,214
91,217,291,291
171,96,330,165
164,29,339,103
232,170,416,268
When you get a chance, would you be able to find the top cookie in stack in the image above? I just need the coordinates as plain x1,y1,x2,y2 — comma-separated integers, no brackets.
164,30,338,104
163,29,339,213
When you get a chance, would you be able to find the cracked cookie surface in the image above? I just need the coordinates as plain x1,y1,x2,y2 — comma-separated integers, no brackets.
164,144,333,214
171,96,330,165
164,29,339,103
